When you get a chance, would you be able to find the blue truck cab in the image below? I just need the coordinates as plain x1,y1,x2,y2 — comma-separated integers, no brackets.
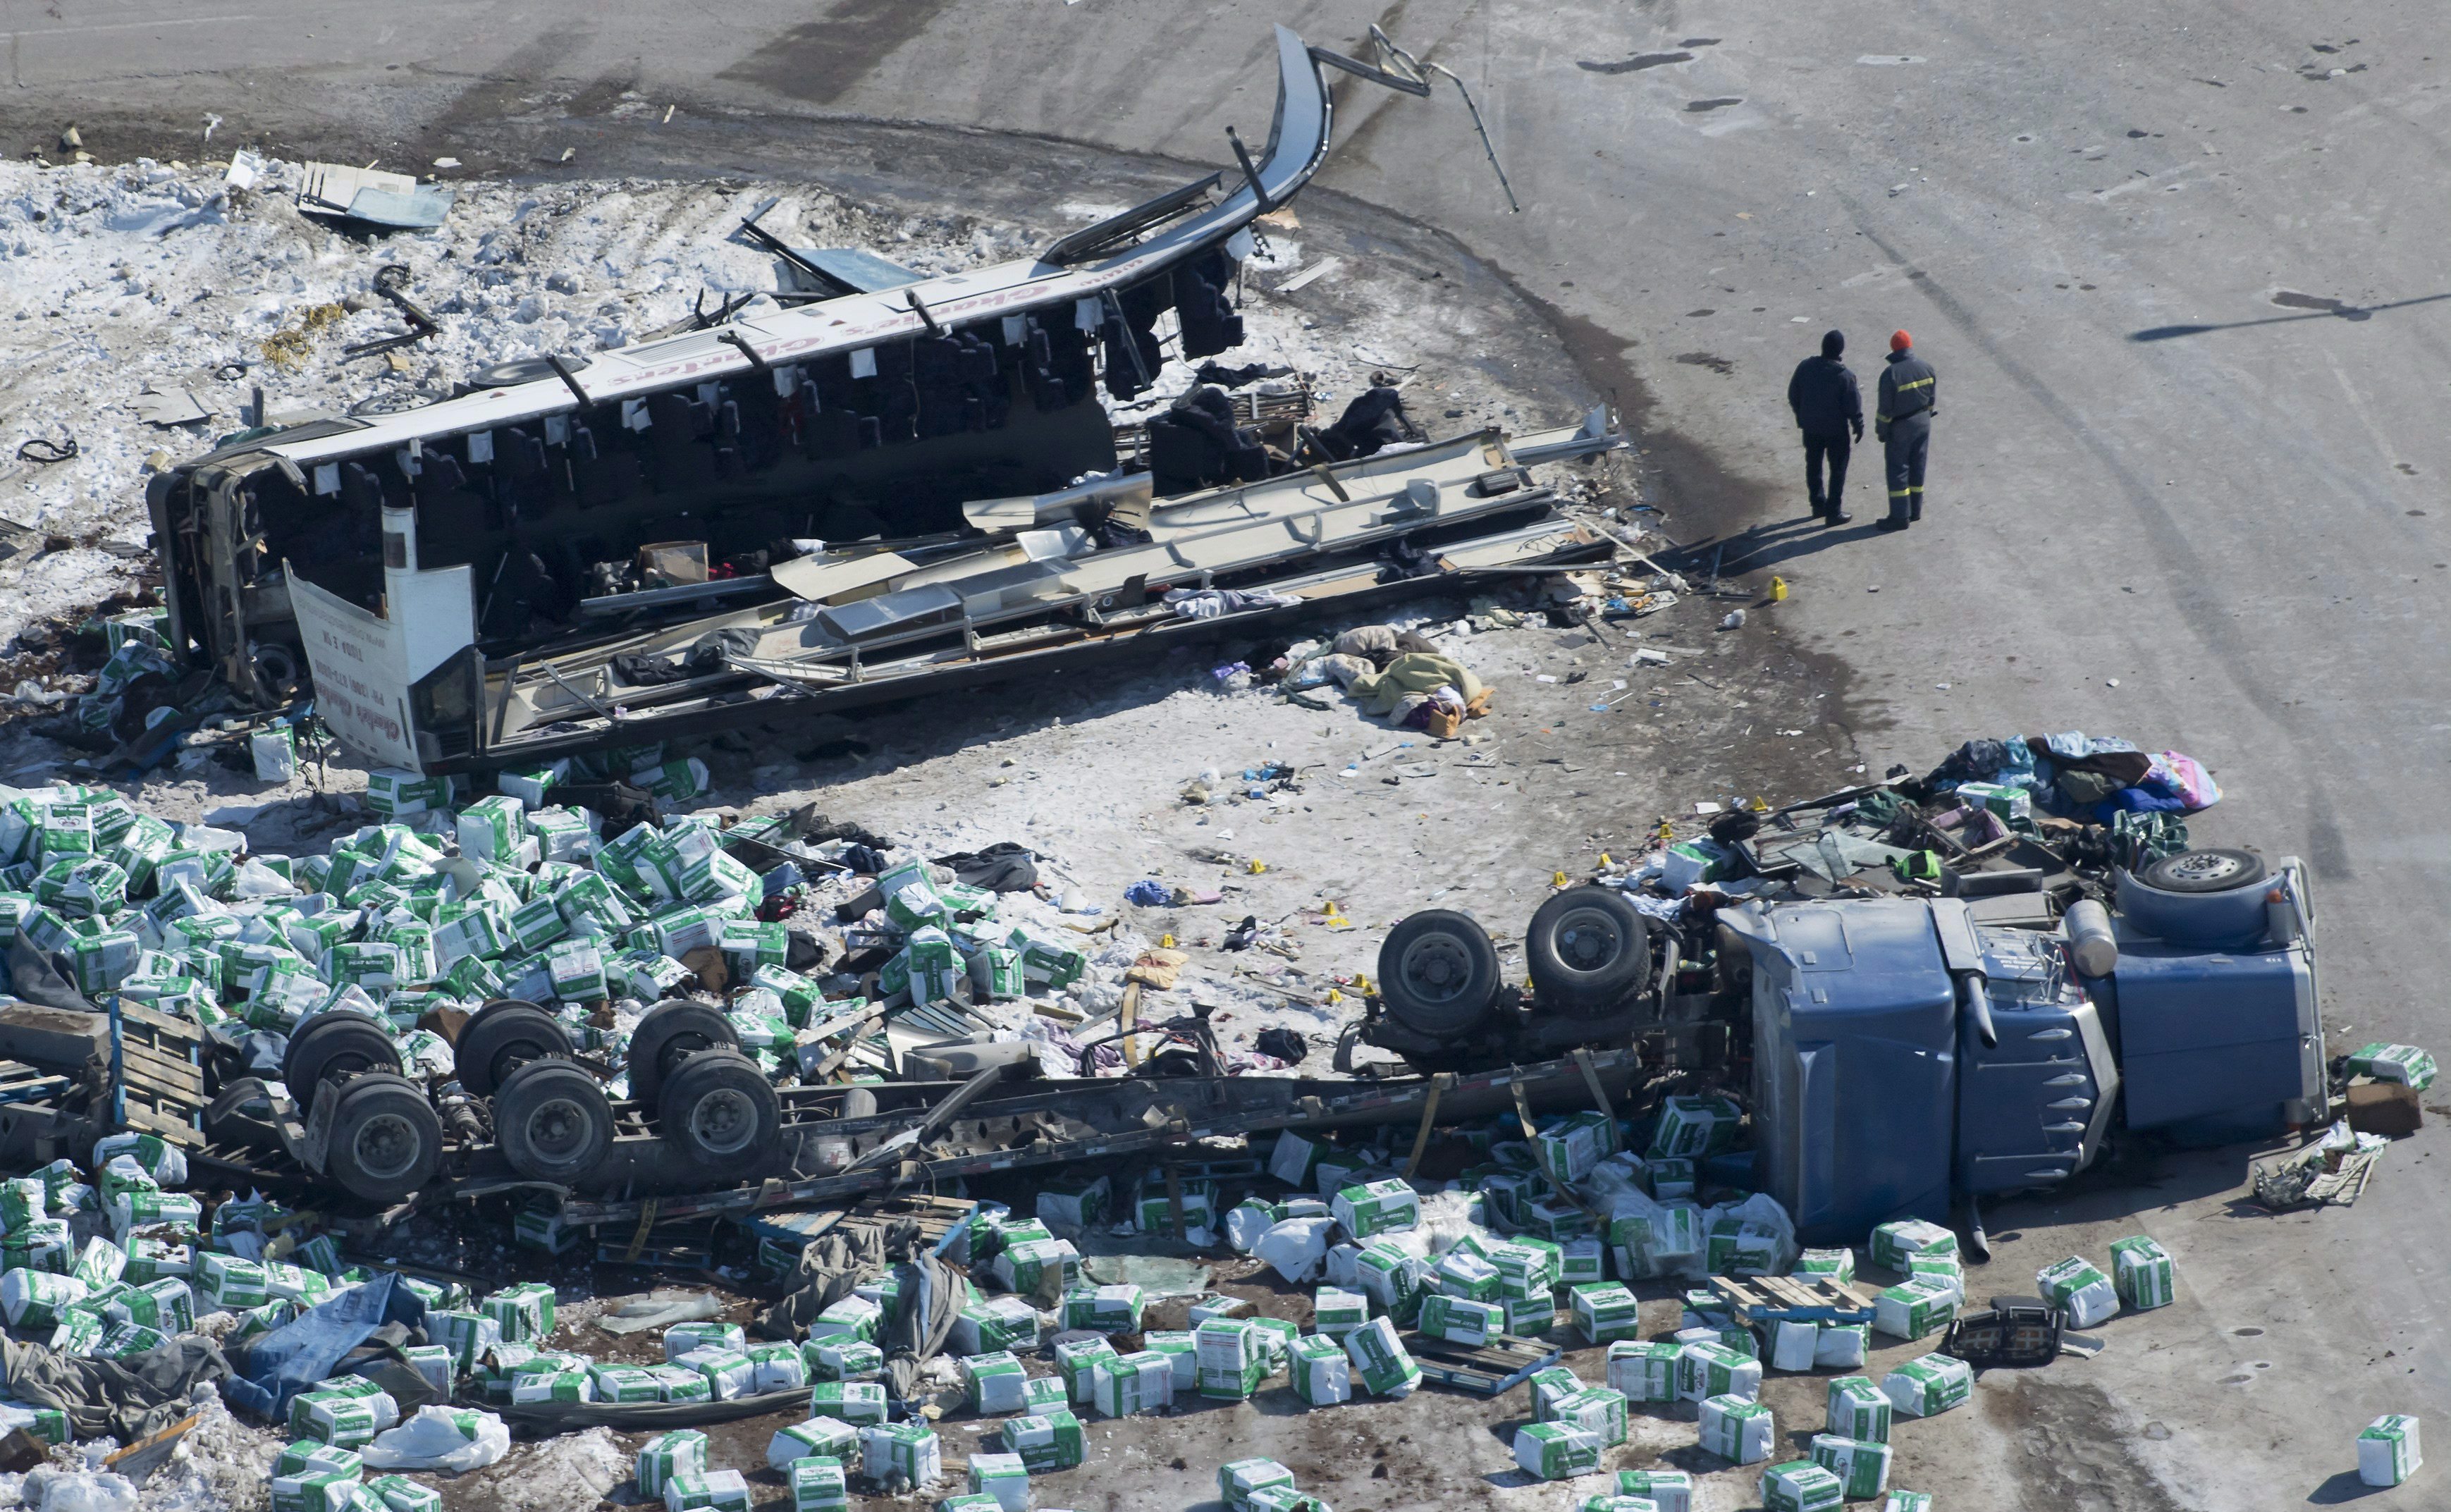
1725,856,2322,1244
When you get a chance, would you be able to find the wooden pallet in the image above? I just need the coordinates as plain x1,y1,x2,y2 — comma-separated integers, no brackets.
113,1003,208,1147
0,1060,69,1108
1707,1273,1877,1325
1402,1332,1561,1395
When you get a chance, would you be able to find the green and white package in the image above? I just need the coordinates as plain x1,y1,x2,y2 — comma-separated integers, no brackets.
1060,1282,1144,1335
2359,1413,2423,1488
747,1341,808,1394
1331,1179,1419,1239
478,1282,556,1344
1571,1282,1641,1344
1512,1423,1601,1481
1092,1350,1174,1418
663,1470,751,1512
1814,1322,1869,1370
1196,1319,1268,1401
1759,1459,1844,1512
1880,1353,1972,1418
786,1458,848,1512
1604,1340,1681,1403
589,1365,662,1403
1615,1469,1694,1511
1537,1110,1618,1184
663,1320,747,1359
806,1381,887,1426
951,1298,1041,1360
1873,1275,1959,1341
1647,1094,1741,1158
269,1467,361,1512
1002,1410,1086,1473
1676,1341,1760,1403
0,1269,87,1327
1554,1386,1630,1447
992,1237,1081,1301
857,1421,941,1487
1877,1494,1932,1512
1867,1219,1957,1273
1053,1338,1117,1405
1022,1377,1068,1413
2036,1255,2118,1328
767,1417,860,1470
2109,1235,2176,1311
1795,1247,1856,1284
1528,1365,1583,1423
1342,1317,1420,1399
2346,1041,2438,1090
1289,1333,1352,1406
967,1451,1031,1512
1699,1394,1775,1464
1220,1458,1297,1511
1312,1286,1370,1339
964,1351,1031,1415
1418,1293,1503,1348
1826,1376,1893,1442
366,1475,441,1512
1810,1434,1893,1500
1141,1330,1196,1396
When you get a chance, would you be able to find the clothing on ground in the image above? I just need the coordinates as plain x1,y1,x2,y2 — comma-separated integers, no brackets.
1344,653,1487,717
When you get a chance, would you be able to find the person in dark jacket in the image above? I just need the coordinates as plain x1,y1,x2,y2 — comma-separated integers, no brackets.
1786,330,1864,524
1875,330,1939,530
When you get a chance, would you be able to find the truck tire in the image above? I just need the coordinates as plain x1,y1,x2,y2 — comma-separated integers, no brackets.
1525,885,1652,1013
2139,848,2266,894
324,1073,443,1203
628,1000,739,1107
283,1011,403,1105
1377,909,1501,1040
657,1050,779,1169
454,1000,572,1098
493,1059,615,1184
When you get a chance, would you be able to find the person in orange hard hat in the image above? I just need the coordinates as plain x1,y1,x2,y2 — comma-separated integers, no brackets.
1874,330,1938,531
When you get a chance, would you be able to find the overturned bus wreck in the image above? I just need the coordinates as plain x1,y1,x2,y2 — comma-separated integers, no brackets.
142,26,1580,772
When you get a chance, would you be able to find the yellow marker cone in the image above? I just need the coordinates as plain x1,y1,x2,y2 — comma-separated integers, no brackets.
1325,988,1343,1004
1249,859,1267,874
1552,871,1569,887
1599,852,1612,868
1160,933,1175,949
1770,576,1790,602
1352,973,1372,994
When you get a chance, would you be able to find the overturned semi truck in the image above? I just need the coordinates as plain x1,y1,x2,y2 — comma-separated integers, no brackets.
1362,846,2323,1248
145,26,1549,773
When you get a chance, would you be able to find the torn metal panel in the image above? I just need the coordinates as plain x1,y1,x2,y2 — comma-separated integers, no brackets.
295,162,455,230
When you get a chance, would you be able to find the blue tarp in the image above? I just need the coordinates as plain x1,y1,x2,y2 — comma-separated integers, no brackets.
223,1272,427,1422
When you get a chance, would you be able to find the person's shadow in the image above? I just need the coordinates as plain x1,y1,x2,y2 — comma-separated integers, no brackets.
1693,512,1890,577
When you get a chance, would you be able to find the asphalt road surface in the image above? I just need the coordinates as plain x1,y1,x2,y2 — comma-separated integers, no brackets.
6,1,2446,1504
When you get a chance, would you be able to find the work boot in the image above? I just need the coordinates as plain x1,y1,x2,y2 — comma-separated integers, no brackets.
1875,518,1908,531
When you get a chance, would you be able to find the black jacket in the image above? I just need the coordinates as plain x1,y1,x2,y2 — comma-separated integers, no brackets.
1876,350,1939,432
1787,355,1862,438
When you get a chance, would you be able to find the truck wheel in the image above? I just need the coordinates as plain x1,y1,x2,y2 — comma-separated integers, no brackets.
283,1011,403,1105
324,1073,443,1203
2139,848,2266,894
656,1050,779,1169
628,999,739,1107
1377,909,1501,1040
493,1059,615,1184
1525,885,1652,1012
454,999,572,1098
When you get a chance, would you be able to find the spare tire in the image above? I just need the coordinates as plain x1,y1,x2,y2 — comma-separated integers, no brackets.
323,1073,443,1204
1525,885,1652,1013
1376,909,1501,1040
454,999,572,1098
656,1050,780,1169
2139,848,2266,894
628,999,739,1107
493,1059,615,1184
